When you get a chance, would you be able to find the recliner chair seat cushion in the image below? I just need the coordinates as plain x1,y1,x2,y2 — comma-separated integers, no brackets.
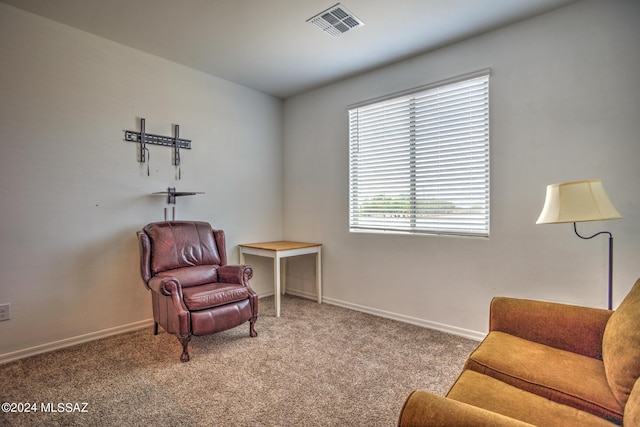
156,265,219,288
190,298,253,336
182,282,250,311
466,331,623,423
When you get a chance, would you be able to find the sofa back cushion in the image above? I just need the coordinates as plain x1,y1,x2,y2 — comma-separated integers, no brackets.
144,221,221,274
602,278,640,407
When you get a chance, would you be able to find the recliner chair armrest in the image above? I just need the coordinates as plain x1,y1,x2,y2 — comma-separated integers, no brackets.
136,230,152,285
489,297,612,359
148,276,183,297
218,265,253,286
398,390,535,426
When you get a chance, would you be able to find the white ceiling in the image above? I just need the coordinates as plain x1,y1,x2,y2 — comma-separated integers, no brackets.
1,0,577,98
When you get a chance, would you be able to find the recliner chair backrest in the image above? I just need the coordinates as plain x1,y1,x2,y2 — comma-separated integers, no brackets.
143,221,223,274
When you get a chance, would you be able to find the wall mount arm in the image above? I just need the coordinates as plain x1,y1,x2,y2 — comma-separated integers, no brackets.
152,187,204,204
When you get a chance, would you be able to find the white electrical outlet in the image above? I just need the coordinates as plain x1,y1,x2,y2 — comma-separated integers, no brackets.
0,303,10,321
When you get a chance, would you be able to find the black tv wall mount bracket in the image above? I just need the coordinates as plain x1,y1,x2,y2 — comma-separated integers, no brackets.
124,117,191,166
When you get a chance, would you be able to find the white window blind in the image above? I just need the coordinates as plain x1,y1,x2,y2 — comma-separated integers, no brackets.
348,73,490,237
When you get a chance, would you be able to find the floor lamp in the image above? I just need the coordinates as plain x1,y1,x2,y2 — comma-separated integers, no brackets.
536,180,622,310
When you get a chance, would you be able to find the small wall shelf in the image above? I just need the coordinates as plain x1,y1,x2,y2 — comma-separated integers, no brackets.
152,187,204,204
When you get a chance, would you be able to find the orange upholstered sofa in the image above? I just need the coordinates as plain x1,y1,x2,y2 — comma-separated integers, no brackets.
398,279,640,426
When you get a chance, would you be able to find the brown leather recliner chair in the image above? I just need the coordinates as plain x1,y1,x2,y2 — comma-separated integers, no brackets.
137,221,258,362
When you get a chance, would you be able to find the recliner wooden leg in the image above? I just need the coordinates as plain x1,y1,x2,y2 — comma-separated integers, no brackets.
153,322,159,335
249,319,257,337
178,335,191,362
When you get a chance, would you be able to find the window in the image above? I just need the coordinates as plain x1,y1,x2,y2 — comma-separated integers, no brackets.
348,71,490,237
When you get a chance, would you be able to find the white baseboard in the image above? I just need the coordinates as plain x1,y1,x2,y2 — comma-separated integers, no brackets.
322,296,486,342
271,289,486,342
2,293,483,364
0,319,154,365
281,288,317,300
257,290,275,298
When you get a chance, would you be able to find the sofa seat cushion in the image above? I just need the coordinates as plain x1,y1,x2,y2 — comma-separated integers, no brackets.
182,283,248,311
466,331,622,424
447,370,615,427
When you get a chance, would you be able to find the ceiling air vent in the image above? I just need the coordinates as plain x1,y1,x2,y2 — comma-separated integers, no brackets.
307,3,364,37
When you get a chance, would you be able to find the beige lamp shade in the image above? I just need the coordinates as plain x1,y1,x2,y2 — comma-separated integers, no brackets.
536,180,622,224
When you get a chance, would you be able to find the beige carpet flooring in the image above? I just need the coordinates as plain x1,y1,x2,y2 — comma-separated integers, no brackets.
1,295,478,426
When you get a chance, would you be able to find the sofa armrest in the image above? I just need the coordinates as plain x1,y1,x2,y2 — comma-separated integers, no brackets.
398,390,535,427
489,297,612,359
218,264,253,286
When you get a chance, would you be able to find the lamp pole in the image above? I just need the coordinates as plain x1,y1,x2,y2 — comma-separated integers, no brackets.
573,222,614,310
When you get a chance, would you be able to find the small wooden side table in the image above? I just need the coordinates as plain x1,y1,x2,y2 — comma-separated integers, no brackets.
238,241,322,317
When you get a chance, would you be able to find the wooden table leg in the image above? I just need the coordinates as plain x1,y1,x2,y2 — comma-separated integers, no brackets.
274,254,281,317
316,247,322,304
